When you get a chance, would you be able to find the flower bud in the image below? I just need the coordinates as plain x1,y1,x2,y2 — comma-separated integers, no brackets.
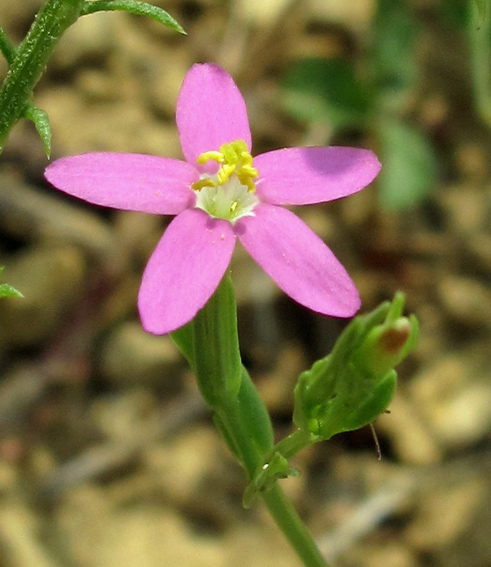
293,292,418,440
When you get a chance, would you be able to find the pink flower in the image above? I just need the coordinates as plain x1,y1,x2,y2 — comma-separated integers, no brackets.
45,63,381,335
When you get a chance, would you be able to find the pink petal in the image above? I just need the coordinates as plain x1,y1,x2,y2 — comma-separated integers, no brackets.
176,64,252,173
45,153,198,214
138,208,236,334
254,147,381,205
235,204,360,317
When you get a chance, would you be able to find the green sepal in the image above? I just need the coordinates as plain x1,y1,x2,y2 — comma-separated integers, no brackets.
213,367,274,474
212,411,242,461
192,272,242,407
0,267,23,299
340,369,397,431
80,0,186,34
234,366,275,459
23,104,52,158
170,319,196,372
293,293,418,440
243,452,299,509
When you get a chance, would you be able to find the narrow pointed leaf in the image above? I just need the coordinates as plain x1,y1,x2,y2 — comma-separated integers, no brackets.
23,104,52,158
80,0,186,34
0,27,17,64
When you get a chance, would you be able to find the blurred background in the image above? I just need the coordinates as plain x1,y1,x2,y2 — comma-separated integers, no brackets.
0,0,490,566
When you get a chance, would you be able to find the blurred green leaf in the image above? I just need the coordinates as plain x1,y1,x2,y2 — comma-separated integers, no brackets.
377,120,437,209
281,57,371,129
0,267,23,299
439,0,470,27
372,0,418,107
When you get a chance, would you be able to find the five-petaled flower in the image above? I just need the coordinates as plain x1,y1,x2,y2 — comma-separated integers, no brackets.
45,63,381,335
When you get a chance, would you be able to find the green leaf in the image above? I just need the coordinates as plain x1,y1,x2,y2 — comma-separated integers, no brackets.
23,104,52,158
0,267,23,299
378,119,437,209
281,57,371,129
372,0,418,108
81,0,186,34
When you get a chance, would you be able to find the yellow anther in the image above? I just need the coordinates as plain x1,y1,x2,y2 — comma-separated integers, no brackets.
196,150,224,165
191,177,217,191
192,139,258,193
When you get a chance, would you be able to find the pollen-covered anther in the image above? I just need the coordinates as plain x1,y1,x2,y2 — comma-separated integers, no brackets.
192,139,258,193
196,150,224,165
191,177,217,191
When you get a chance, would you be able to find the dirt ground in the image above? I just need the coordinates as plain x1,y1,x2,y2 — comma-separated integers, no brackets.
0,1,490,566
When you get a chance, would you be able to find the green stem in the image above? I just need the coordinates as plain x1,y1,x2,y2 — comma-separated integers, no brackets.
0,0,83,153
216,399,330,567
262,485,329,567
186,275,331,567
267,429,316,461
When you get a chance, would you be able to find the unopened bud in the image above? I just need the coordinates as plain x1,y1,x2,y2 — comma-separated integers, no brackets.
293,292,418,440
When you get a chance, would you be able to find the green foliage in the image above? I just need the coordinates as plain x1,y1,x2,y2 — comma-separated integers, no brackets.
80,0,186,34
282,57,371,129
372,0,418,106
0,0,184,156
0,267,23,299
279,0,439,209
377,119,438,210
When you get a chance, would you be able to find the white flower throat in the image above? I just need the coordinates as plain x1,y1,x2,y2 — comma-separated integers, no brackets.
192,140,259,224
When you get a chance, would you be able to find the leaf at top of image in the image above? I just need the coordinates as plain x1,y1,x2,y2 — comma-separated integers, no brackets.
281,57,372,130
377,119,438,210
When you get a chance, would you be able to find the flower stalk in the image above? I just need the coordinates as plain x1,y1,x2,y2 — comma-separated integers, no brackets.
173,275,331,567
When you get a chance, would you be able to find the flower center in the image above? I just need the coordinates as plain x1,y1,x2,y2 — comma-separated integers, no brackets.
191,140,260,223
